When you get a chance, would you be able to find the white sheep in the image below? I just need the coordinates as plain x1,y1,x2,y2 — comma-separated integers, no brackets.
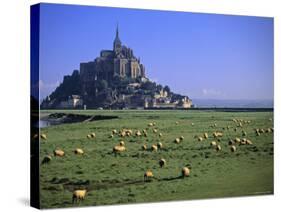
175,138,181,144
54,149,65,157
182,167,190,177
41,155,52,164
72,189,87,204
159,158,166,168
151,144,158,152
40,133,47,140
230,145,236,152
157,142,163,149
74,148,84,155
216,145,222,151
210,141,217,147
144,170,154,181
204,133,208,139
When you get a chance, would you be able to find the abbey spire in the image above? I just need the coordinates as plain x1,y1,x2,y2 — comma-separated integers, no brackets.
113,24,122,53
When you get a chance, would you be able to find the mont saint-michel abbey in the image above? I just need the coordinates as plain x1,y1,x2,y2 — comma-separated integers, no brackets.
42,26,192,109
80,26,146,96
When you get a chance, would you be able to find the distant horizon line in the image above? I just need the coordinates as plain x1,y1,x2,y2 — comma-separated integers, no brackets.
191,98,273,101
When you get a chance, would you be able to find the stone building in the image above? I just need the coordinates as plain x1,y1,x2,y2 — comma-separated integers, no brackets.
59,95,83,109
80,26,146,97
41,26,192,109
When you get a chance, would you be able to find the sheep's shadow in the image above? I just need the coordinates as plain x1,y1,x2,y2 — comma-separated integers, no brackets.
62,175,185,192
157,176,183,181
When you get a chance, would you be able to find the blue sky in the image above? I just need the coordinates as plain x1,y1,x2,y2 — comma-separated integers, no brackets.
38,3,273,100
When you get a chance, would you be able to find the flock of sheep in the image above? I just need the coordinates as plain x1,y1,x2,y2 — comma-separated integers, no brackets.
40,117,273,204
107,124,192,183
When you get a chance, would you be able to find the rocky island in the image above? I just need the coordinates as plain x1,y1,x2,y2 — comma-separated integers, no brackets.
41,26,192,109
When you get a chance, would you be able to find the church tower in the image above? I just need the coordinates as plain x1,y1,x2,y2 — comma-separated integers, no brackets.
113,25,122,54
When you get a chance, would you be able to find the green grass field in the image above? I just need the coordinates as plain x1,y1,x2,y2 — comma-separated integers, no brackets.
39,110,273,208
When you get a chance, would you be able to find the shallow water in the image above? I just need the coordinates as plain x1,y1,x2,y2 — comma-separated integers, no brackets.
39,120,52,128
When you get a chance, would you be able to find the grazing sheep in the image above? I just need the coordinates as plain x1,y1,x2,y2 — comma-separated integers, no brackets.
217,132,223,137
142,144,147,150
246,139,253,145
109,134,114,138
240,138,247,145
256,132,261,136
87,134,91,139
40,134,47,140
151,145,158,152
41,155,52,164
90,133,96,138
204,133,208,139
259,129,265,133
148,123,153,127
234,138,241,144
119,141,125,146
198,137,203,142
213,132,223,138
113,145,126,154
180,136,184,141
210,141,217,147
175,138,181,144
144,170,154,182
112,129,117,134
157,142,163,149
242,131,247,136
120,131,126,137
54,149,65,157
72,189,87,204
74,148,84,155
159,158,166,168
144,132,148,137
227,126,231,130
228,139,234,145
191,123,194,126
230,145,236,152
175,121,179,125
159,133,163,137
216,145,222,151
213,132,218,138
266,128,272,133
239,141,245,145
182,167,190,177
153,122,156,126
153,129,158,134
135,130,142,137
